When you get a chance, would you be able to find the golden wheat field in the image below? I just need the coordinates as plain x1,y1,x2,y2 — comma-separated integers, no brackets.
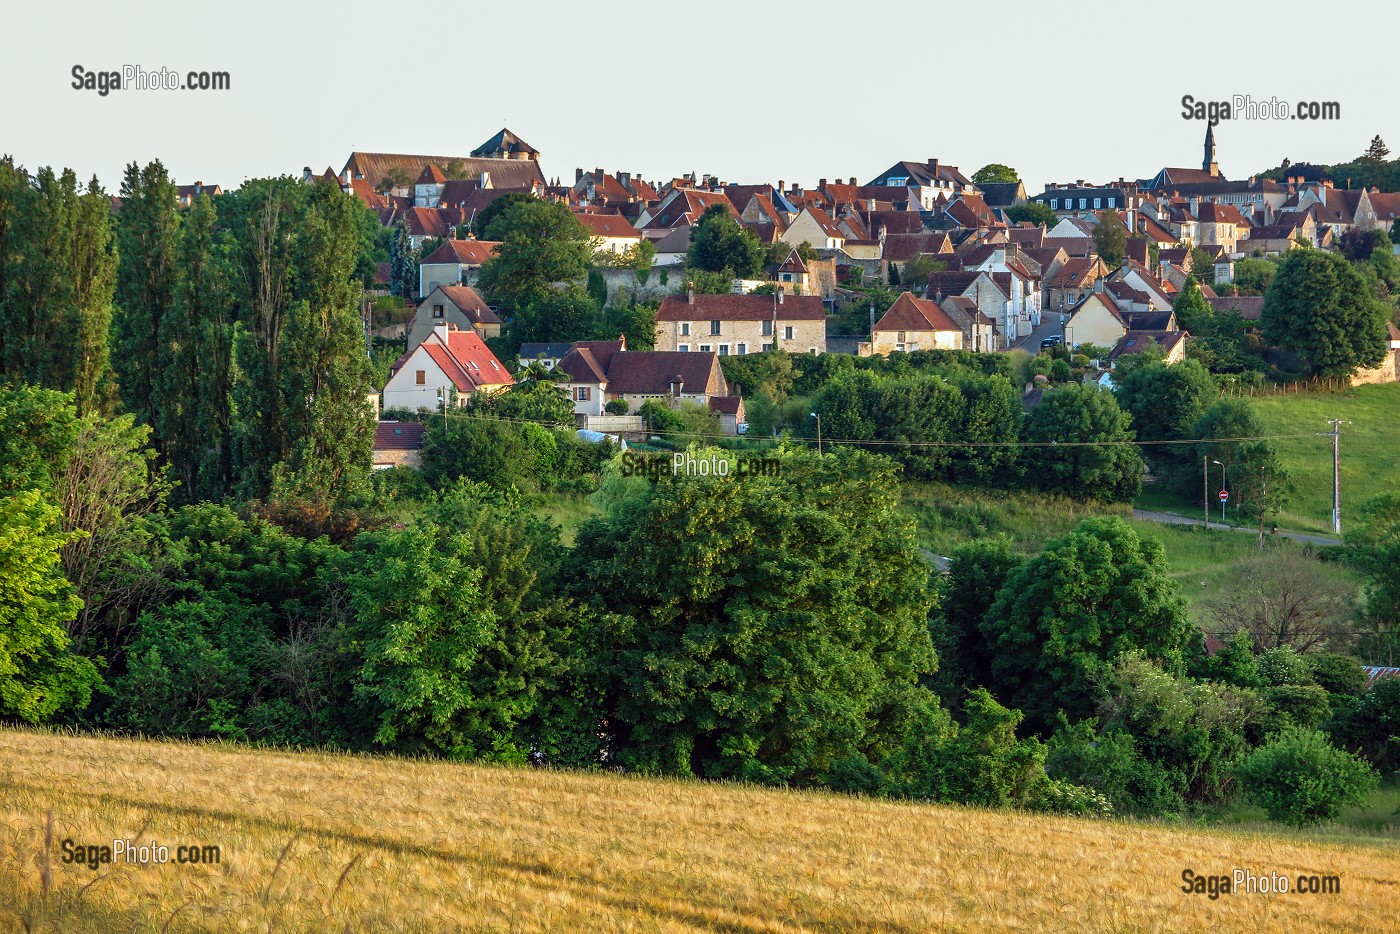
0,729,1395,932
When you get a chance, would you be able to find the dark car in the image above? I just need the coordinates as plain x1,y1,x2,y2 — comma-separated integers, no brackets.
1040,335,1062,349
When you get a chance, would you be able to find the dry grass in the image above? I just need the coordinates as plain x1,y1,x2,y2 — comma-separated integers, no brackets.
0,729,1395,932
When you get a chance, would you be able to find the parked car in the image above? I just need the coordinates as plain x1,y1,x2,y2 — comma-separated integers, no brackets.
1040,335,1062,349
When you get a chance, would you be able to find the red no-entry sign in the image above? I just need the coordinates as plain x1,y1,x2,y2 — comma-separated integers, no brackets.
1219,490,1229,503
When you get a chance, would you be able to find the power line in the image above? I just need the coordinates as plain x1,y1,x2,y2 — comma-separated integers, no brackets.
417,407,1325,451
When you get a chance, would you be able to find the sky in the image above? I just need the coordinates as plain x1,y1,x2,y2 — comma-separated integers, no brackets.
4,0,1396,196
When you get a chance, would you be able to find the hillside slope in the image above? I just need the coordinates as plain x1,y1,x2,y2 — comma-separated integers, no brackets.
1,730,1394,932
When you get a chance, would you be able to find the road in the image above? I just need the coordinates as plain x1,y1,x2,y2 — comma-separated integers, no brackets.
1131,509,1341,547
1011,314,1065,353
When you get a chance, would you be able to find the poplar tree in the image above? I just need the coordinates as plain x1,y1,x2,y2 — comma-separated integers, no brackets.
113,160,181,431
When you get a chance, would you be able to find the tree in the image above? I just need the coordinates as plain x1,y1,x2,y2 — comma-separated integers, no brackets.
1362,135,1390,164
971,164,1020,185
471,191,535,239
478,199,592,312
1231,257,1277,296
600,299,657,351
1004,203,1058,227
981,517,1194,731
933,537,1023,696
1022,384,1143,502
1205,550,1355,653
375,166,414,194
686,204,764,278
1092,208,1127,267
1342,491,1400,665
1188,397,1286,523
388,217,417,299
113,160,181,433
515,285,600,345
275,179,377,509
0,490,102,723
160,192,229,501
568,447,942,785
1114,358,1218,444
477,374,574,426
1262,248,1390,379
1237,728,1377,826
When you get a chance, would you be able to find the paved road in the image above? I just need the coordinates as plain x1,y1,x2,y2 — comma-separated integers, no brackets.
1011,314,1066,353
1131,509,1341,547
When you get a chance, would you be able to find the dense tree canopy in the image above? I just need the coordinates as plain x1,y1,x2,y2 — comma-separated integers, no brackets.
1262,249,1389,379
1022,384,1143,502
686,204,765,278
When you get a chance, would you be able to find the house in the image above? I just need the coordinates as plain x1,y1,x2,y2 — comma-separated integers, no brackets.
1107,331,1189,366
774,250,811,294
517,342,576,371
340,140,545,195
649,225,693,266
939,296,999,352
372,421,425,470
1032,185,1133,216
870,293,965,353
654,291,827,355
578,212,644,256
781,206,846,251
865,158,976,210
1064,290,1127,348
407,285,502,351
470,128,541,162
979,181,1027,209
557,337,732,419
709,396,747,436
176,181,221,206
382,322,513,412
417,239,501,296
1196,202,1248,252
638,188,737,229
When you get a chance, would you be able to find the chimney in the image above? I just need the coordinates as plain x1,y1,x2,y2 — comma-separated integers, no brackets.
928,158,940,174
575,168,584,183
1093,278,1104,293
618,333,627,351
849,176,857,185
687,287,695,305
342,168,352,186
778,180,785,193
777,290,784,304
819,178,827,188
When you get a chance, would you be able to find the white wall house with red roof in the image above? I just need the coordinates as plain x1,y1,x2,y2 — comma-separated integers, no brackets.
382,322,514,413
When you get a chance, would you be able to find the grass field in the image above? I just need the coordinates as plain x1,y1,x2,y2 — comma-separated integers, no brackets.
1250,383,1400,534
2,729,1395,932
900,482,1132,555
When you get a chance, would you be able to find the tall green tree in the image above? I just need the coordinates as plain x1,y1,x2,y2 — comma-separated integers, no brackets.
981,517,1194,731
477,199,592,313
160,193,229,501
1092,208,1127,267
686,204,764,277
113,160,181,432
1262,249,1390,379
568,447,941,785
388,217,417,299
1023,383,1143,501
0,490,102,723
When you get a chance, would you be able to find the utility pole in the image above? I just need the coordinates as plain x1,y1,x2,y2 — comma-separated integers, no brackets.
1203,454,1210,530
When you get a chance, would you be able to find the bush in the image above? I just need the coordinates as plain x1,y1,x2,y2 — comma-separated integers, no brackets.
1026,777,1115,817
1308,653,1367,696
604,399,630,416
1258,646,1313,686
1237,728,1377,826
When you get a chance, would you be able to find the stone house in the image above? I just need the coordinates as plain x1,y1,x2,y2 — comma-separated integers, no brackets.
654,291,827,356
407,285,502,352
870,292,964,353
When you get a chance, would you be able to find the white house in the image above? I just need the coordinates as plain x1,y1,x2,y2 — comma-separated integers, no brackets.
382,322,513,412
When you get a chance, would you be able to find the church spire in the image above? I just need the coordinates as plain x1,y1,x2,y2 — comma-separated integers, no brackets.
1204,123,1220,177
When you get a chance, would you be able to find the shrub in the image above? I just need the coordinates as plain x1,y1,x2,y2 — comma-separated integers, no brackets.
1237,728,1377,826
604,399,630,416
1026,777,1115,817
1308,653,1367,697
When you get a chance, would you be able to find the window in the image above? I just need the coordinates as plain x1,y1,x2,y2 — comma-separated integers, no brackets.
1107,197,1117,207
679,344,690,352
761,342,773,352
432,304,444,318
699,344,712,353
1050,199,1058,211
576,387,591,401
808,348,817,355
680,322,690,336
897,330,907,342
415,370,426,385
719,345,729,356
762,320,773,337
1078,198,1087,210
710,320,721,336
783,326,794,340
737,342,747,355
895,344,905,352
1093,198,1101,209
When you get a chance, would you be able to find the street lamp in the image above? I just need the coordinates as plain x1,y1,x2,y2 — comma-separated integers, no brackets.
1213,459,1226,525
809,411,822,456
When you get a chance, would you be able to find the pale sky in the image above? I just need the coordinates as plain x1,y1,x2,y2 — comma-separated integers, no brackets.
4,0,1395,196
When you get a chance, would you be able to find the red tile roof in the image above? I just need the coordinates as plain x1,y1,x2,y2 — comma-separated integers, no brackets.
656,293,826,322
421,239,500,266
874,292,963,333
374,421,425,450
576,213,642,238
402,326,513,392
